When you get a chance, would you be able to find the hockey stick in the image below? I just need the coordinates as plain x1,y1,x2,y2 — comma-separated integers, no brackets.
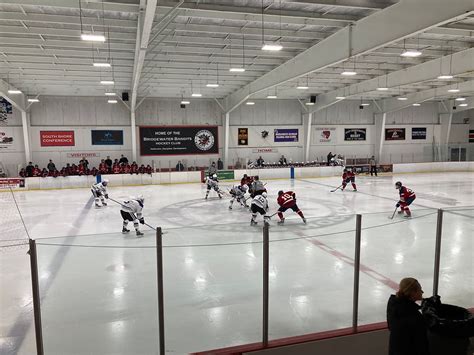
388,206,398,220
108,197,157,231
331,184,343,192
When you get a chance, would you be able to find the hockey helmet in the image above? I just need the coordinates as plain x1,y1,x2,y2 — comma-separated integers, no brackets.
102,179,109,186
243,174,248,178
136,194,145,204
240,184,248,192
254,175,259,180
261,192,267,198
278,190,284,196
212,173,218,179
395,181,402,189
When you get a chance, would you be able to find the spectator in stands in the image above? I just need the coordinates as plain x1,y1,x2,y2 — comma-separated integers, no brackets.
90,167,98,177
41,168,48,177
105,156,113,170
123,163,131,174
71,164,79,175
235,159,242,169
387,277,429,355
256,156,265,167
130,162,139,174
79,157,89,169
32,165,41,177
279,155,287,165
60,167,68,177
176,160,185,171
113,158,119,166
26,162,34,177
139,164,146,174
19,168,26,178
217,158,224,170
47,159,56,172
113,163,121,174
119,154,129,165
145,165,153,174
98,159,108,175
327,152,334,166
208,162,217,176
370,155,378,177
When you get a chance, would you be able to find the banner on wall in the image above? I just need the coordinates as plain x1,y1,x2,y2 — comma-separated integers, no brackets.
0,178,25,189
412,127,427,140
469,130,474,143
0,130,14,150
274,129,298,142
66,152,100,159
0,97,12,124
40,131,75,146
344,128,367,141
238,128,248,146
252,148,279,153
140,126,219,155
315,127,336,143
385,128,405,141
91,130,123,145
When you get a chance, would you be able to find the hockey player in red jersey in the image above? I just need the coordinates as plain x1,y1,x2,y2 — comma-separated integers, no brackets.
240,174,253,187
342,167,357,191
395,181,416,217
277,190,306,225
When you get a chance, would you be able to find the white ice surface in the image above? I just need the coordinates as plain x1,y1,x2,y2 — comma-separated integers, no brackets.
1,172,473,354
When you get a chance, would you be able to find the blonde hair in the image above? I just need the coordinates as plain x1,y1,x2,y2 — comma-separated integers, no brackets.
396,277,420,298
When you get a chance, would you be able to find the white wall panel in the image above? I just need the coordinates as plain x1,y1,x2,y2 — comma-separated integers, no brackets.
313,101,375,125
230,100,302,125
386,103,438,124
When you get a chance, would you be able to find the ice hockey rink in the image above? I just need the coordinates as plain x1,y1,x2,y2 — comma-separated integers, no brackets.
1,171,473,355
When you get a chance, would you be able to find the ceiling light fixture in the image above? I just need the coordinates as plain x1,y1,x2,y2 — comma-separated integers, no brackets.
377,87,389,91
191,93,202,97
100,80,114,85
107,99,117,104
181,100,190,105
297,85,309,90
305,102,315,106
229,68,245,72
448,88,460,93
397,97,408,101
361,103,370,106
7,89,22,94
246,101,255,105
267,95,277,99
105,92,116,96
93,62,111,67
206,83,219,88
455,97,466,101
412,103,421,106
28,98,39,103
341,70,357,76
400,49,422,57
81,33,106,42
459,103,468,107
260,0,283,52
437,75,453,79
262,43,283,51
336,96,346,100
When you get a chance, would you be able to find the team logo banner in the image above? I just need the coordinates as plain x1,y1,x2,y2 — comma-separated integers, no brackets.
91,130,123,145
238,128,248,146
140,126,218,155
0,97,12,124
385,128,406,141
315,127,336,143
40,131,75,146
344,128,366,141
274,129,298,142
0,130,14,150
412,127,427,140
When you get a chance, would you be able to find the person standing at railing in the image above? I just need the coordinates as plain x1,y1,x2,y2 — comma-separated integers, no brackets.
370,155,378,176
387,278,430,355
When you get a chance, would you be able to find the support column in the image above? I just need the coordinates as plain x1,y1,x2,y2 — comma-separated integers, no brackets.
304,112,313,162
224,112,230,169
21,110,31,163
131,110,137,162
377,113,386,163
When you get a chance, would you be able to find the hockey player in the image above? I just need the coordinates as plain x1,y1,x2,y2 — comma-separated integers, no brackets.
229,184,248,209
342,168,357,191
120,195,145,236
91,179,109,207
205,174,222,199
250,175,266,197
395,181,416,217
241,174,253,187
250,192,269,226
277,190,306,225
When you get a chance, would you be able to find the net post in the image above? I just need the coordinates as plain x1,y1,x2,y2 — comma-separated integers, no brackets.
433,209,443,296
352,214,362,332
28,238,44,355
262,220,270,347
156,227,165,354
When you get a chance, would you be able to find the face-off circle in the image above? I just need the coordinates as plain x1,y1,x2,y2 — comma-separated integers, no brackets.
194,130,215,151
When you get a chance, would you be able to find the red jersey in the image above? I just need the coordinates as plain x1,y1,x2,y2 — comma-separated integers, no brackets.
33,168,41,177
399,186,415,201
342,171,355,180
146,165,153,174
113,165,121,174
131,164,139,174
123,164,131,174
241,176,253,186
277,191,297,208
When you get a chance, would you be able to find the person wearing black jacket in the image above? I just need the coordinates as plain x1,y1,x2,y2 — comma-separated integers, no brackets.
387,278,430,355
25,162,34,177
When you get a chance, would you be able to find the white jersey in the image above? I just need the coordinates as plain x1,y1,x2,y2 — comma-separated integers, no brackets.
251,195,268,210
206,177,219,189
230,185,246,198
91,182,107,194
120,199,143,219
251,180,265,192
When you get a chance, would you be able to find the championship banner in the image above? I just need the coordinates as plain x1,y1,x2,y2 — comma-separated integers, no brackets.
469,130,474,143
0,178,25,189
238,128,248,146
0,129,14,150
40,131,75,146
0,97,12,124
344,128,367,141
91,130,123,145
412,127,427,140
140,126,218,155
274,129,298,142
385,128,406,141
315,127,336,143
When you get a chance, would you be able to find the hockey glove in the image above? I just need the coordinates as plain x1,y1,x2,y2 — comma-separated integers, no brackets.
105,194,109,199
139,217,145,224
396,202,400,208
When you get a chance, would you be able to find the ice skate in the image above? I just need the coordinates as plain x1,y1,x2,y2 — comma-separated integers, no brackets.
277,218,285,225
102,201,107,206
95,203,101,208
228,205,232,210
136,230,144,237
302,218,307,224
122,228,130,234
250,219,258,226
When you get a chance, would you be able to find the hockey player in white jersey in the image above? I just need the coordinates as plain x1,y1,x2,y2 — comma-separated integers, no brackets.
250,192,269,226
205,174,222,199
91,179,109,207
229,184,248,209
120,195,145,236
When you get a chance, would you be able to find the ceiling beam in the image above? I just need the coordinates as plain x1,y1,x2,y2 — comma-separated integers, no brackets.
282,0,395,10
223,0,474,112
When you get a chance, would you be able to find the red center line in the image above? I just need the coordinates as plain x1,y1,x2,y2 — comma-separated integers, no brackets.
296,231,399,291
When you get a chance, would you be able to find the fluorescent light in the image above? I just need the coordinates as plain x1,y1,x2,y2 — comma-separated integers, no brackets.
437,75,453,79
7,89,22,94
93,62,111,67
397,97,408,101
246,101,255,105
181,100,190,105
28,98,39,103
455,97,466,101
81,33,106,42
100,80,114,85
297,86,309,90
107,99,117,104
448,89,460,93
206,83,219,88
377,87,389,91
267,95,277,99
341,71,357,76
335,96,346,100
459,103,468,107
361,103,370,106
229,68,245,72
191,93,202,97
305,102,315,106
104,92,116,96
401,49,422,57
412,103,421,106
262,43,283,51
